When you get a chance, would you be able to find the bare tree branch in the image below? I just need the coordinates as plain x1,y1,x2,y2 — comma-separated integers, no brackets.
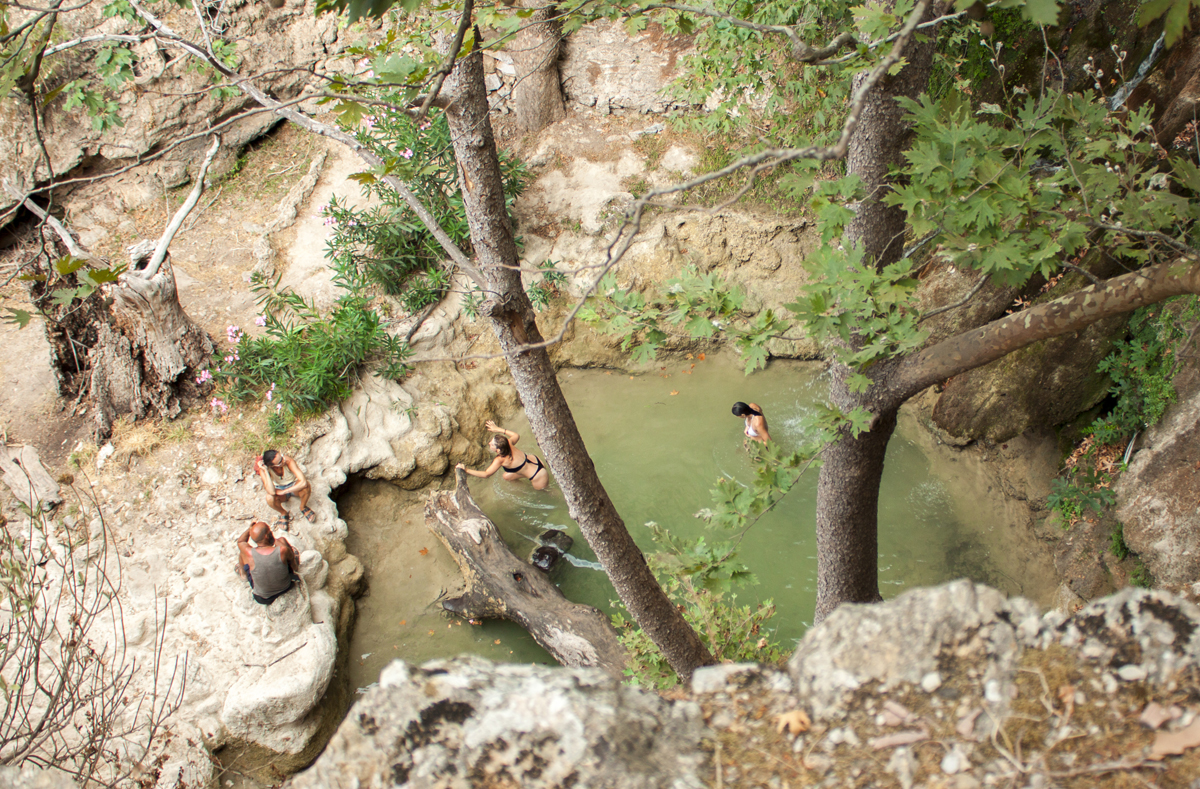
126,0,487,289
143,135,221,280
894,256,1200,399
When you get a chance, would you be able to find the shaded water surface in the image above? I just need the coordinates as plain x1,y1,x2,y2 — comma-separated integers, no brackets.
343,353,1056,693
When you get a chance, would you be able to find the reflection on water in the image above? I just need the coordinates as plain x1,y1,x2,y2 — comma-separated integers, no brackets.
343,351,1054,690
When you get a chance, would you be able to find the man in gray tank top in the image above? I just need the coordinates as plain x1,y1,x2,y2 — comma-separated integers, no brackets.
237,521,300,605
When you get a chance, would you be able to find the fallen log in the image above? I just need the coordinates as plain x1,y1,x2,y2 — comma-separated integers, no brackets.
425,469,627,675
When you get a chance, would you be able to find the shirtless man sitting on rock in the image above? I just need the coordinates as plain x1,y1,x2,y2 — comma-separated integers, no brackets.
254,449,315,529
237,520,300,605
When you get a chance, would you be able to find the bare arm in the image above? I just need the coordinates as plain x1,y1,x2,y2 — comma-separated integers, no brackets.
456,456,507,478
253,459,274,494
279,539,300,573
284,456,310,491
485,420,519,446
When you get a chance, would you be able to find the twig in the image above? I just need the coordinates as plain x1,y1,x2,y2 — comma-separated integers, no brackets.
918,273,989,323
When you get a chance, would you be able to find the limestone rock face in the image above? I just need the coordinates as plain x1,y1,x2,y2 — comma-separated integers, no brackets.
1116,386,1200,585
559,20,694,115
291,583,1200,788
3,2,349,226
287,655,708,789
790,580,1041,723
930,314,1126,443
220,590,339,753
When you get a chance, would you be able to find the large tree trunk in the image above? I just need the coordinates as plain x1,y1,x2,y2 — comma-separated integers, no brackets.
844,0,944,264
426,469,627,673
511,1,566,134
813,0,944,624
442,40,714,680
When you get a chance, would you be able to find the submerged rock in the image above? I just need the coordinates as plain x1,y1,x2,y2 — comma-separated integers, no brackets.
528,528,574,572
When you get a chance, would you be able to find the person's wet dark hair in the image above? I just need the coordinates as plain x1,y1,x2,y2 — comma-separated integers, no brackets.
732,402,760,417
262,449,280,466
490,434,512,456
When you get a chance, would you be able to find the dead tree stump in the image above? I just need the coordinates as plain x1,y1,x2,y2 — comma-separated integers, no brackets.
426,469,628,675
10,137,220,440
89,242,213,438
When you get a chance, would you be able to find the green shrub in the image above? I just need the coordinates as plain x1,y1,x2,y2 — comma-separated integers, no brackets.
206,270,410,435
325,109,528,303
611,523,788,689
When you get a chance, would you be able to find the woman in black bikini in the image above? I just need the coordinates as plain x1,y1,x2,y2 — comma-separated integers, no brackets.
456,420,550,490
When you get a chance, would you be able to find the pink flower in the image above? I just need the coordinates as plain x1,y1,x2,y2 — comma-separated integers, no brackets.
254,315,267,327
363,116,376,130
195,369,213,384
400,148,413,160
418,121,431,131
226,325,243,345
210,398,228,414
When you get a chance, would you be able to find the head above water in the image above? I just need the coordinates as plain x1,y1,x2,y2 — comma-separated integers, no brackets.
248,521,275,546
732,402,761,418
262,449,281,468
489,434,512,456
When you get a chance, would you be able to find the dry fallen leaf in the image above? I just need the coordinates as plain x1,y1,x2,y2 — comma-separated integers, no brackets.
418,547,429,556
1150,718,1200,759
775,709,810,736
685,353,694,360
494,639,502,645
399,619,406,625
697,352,706,360
670,390,680,396
428,630,435,635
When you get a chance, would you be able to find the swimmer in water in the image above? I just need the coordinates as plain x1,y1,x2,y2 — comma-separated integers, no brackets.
732,401,770,445
456,420,551,491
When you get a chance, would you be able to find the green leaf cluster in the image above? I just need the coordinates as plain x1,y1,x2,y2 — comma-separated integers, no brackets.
211,269,411,435
321,106,527,303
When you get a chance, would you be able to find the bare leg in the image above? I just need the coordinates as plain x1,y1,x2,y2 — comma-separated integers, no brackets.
265,493,288,516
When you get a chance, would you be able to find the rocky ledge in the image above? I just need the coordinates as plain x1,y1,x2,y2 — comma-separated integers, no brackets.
289,580,1200,788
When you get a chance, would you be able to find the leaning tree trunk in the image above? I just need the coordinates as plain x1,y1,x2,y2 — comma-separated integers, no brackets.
813,0,944,624
443,40,714,680
511,0,566,134
427,469,627,673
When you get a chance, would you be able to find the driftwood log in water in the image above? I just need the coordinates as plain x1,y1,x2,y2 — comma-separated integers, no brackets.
425,469,627,675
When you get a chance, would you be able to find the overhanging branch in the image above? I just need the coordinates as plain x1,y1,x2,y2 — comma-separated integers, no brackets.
893,257,1200,399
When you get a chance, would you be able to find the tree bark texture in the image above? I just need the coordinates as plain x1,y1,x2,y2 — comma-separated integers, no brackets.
89,248,213,439
812,3,943,624
813,360,900,623
894,256,1200,400
443,42,714,680
844,0,945,267
426,469,627,673
511,1,566,134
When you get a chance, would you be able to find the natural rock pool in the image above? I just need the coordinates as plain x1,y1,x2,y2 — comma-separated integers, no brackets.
342,353,1059,694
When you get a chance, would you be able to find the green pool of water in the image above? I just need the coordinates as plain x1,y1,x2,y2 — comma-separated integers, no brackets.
344,352,1055,693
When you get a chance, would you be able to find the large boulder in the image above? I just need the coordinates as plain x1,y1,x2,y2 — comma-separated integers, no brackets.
287,655,708,788
289,582,1200,788
1116,385,1200,586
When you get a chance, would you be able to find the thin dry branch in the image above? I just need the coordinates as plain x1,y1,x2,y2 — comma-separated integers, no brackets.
125,0,487,289
142,134,221,279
